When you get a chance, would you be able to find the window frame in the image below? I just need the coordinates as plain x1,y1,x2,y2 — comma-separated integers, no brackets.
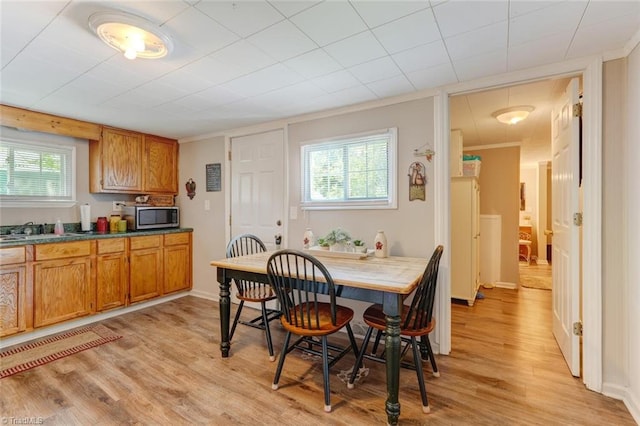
0,136,77,208
300,127,397,210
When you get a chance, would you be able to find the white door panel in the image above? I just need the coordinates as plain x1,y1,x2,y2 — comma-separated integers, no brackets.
551,77,580,377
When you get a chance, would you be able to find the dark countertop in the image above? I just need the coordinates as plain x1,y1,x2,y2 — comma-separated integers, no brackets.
0,227,193,247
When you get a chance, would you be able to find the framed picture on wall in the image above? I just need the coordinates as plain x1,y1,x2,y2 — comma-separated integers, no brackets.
520,182,526,211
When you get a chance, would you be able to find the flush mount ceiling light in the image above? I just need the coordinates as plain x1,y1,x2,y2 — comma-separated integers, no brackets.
492,106,535,125
88,11,173,60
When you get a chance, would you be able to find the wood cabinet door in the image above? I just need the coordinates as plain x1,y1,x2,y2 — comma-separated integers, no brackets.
33,258,93,327
129,248,162,303
96,253,128,311
0,264,27,337
163,244,191,294
101,127,143,192
144,135,178,193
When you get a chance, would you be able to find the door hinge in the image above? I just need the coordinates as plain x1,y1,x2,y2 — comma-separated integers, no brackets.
229,215,232,226
573,321,583,336
228,151,232,161
573,103,582,118
573,212,583,226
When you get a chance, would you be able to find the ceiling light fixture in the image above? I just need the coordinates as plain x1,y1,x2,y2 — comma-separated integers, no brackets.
88,11,173,60
492,106,535,125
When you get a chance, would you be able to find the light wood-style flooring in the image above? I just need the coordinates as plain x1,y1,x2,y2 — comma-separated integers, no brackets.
1,288,634,425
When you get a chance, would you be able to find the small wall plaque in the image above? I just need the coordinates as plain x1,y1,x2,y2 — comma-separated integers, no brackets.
206,163,221,192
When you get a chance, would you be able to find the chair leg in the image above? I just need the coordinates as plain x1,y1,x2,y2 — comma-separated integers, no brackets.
348,326,373,389
371,329,384,355
229,300,244,341
420,335,439,377
260,301,276,361
411,337,430,414
321,336,331,412
272,331,291,391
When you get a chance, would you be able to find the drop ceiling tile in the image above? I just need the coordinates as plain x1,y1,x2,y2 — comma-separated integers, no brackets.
580,0,640,26
173,86,245,111
509,1,560,18
325,84,377,106
155,69,214,94
50,74,123,105
290,1,367,46
509,1,587,46
323,31,387,68
83,60,153,93
568,14,640,59
195,1,284,37
366,74,414,98
373,8,440,54
250,81,326,110
220,63,303,97
392,40,449,74
350,1,430,28
21,37,105,75
311,69,361,93
179,55,245,86
283,49,342,79
1,54,79,102
405,62,458,90
349,57,401,84
164,7,239,54
432,0,508,38
247,20,317,61
508,31,573,71
445,21,507,61
209,40,276,75
101,0,190,25
453,50,507,82
269,1,321,17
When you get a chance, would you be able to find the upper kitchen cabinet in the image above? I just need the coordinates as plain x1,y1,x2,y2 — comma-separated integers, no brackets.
90,127,178,194
143,134,178,194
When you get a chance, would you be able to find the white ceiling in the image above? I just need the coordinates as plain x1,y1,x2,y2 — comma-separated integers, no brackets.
1,1,639,158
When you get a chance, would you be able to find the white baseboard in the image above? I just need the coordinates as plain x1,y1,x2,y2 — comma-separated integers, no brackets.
602,382,640,424
496,281,517,289
536,259,549,265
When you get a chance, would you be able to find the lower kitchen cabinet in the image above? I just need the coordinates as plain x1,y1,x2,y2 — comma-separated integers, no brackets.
96,238,128,311
0,246,28,337
163,232,192,294
129,235,163,303
33,241,94,328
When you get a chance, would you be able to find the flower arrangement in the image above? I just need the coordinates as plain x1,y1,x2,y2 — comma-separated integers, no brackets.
323,228,352,246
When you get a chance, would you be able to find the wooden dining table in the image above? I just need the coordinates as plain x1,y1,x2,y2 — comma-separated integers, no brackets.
211,250,429,424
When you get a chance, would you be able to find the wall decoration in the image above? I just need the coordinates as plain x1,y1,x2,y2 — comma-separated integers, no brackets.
206,163,222,192
408,161,426,201
186,178,196,200
520,182,526,211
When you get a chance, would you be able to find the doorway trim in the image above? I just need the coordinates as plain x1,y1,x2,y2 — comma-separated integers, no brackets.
435,56,603,391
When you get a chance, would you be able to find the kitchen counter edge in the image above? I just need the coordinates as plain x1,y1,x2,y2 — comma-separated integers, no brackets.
0,228,194,247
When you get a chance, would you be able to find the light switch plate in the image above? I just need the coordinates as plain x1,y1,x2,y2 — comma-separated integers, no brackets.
112,201,125,212
289,206,297,220
204,200,211,211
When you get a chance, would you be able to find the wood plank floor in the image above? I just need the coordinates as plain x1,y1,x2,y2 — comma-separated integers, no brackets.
1,288,634,425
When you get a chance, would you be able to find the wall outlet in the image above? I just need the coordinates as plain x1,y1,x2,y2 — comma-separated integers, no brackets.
112,201,125,212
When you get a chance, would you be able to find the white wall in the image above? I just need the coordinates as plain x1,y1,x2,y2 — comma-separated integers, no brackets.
624,43,640,421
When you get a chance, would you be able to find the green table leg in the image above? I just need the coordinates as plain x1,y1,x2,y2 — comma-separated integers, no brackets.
218,269,231,357
384,294,403,425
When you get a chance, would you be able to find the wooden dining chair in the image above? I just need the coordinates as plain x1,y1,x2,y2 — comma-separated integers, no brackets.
347,245,444,414
266,249,360,413
226,234,280,361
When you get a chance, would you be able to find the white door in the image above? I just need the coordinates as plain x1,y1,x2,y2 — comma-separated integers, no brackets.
551,78,581,376
230,129,285,250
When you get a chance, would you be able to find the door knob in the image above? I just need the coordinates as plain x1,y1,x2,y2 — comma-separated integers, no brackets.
276,220,281,226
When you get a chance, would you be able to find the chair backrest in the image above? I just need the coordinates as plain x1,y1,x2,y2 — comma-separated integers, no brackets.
403,245,444,331
519,231,531,241
266,250,337,330
226,234,266,258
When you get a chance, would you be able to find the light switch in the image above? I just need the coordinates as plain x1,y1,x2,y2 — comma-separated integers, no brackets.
289,206,297,220
204,200,210,211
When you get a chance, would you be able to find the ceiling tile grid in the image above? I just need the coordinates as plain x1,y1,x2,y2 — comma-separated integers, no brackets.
0,0,638,147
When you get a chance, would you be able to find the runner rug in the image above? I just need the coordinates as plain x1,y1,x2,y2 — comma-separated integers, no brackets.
1,324,121,378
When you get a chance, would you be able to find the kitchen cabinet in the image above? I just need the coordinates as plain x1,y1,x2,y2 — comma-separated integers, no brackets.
90,127,178,194
144,135,178,193
451,176,480,306
163,232,192,294
33,241,94,328
0,246,29,337
96,238,128,312
129,235,163,303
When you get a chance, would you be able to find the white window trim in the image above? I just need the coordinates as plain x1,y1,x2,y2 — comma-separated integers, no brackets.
0,137,77,208
300,127,397,210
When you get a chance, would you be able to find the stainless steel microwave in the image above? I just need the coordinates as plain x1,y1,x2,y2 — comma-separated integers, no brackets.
123,206,179,230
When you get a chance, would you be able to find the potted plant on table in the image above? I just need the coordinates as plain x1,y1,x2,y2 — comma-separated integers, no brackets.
316,237,330,250
324,228,352,252
353,239,367,253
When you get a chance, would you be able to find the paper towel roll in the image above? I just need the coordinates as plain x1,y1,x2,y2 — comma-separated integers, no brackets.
80,204,91,231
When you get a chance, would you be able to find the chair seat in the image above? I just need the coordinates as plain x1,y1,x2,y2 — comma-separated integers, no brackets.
237,286,277,303
281,302,354,337
363,304,435,337
519,239,531,246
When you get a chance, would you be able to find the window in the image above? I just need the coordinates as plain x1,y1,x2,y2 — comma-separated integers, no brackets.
301,128,397,210
0,137,76,206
